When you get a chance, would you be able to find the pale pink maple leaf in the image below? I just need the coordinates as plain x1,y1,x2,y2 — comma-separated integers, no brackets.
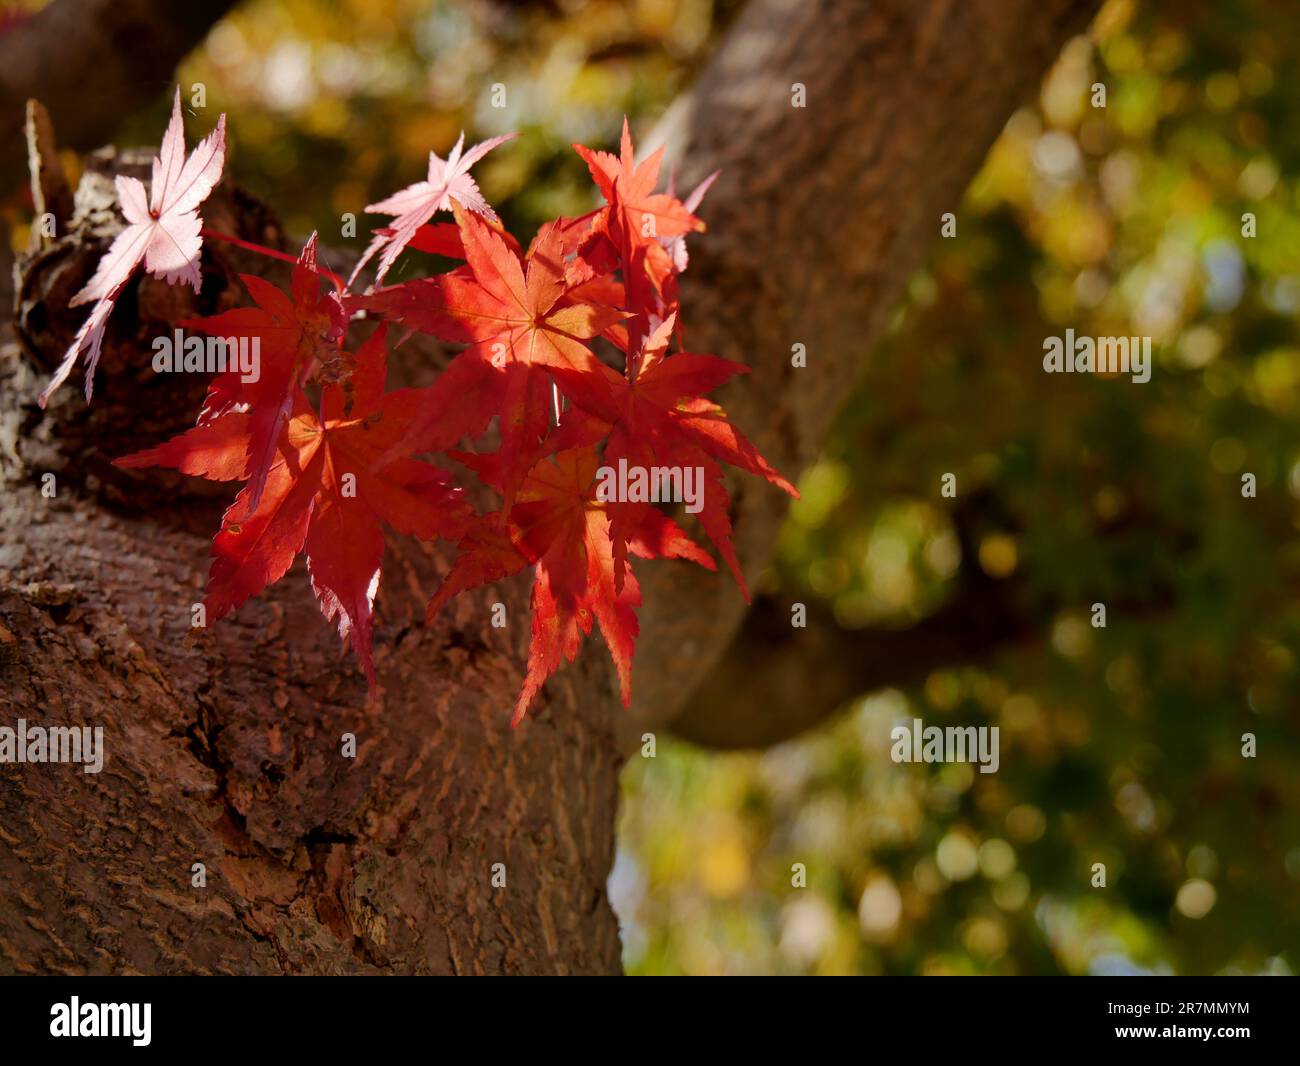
347,131,517,288
39,87,226,407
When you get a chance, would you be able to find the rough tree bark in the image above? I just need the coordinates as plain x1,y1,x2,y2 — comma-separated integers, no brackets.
0,0,1099,975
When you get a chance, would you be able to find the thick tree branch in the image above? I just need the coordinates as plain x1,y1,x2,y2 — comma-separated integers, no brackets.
669,492,1029,749
671,492,1187,750
670,575,1032,750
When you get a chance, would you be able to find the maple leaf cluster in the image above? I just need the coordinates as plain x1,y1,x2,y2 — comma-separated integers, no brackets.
53,93,794,723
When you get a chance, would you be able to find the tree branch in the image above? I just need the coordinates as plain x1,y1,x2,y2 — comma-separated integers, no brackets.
669,578,1033,750
669,492,1033,748
671,492,1186,751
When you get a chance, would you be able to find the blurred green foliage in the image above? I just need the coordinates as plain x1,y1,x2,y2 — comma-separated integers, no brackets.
12,0,1299,974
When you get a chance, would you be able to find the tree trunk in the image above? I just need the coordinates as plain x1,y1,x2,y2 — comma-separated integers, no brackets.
0,0,1098,975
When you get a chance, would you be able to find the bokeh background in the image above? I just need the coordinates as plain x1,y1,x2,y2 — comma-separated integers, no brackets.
5,0,1298,974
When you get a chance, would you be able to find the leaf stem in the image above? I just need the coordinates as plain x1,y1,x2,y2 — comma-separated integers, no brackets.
201,228,348,291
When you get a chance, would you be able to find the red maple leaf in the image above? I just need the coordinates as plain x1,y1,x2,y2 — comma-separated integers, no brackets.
355,202,627,496
572,118,708,344
116,324,470,686
563,314,797,597
573,117,703,260
186,233,348,509
428,445,712,724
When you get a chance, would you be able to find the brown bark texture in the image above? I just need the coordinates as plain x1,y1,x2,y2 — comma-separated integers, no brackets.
0,0,1099,975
